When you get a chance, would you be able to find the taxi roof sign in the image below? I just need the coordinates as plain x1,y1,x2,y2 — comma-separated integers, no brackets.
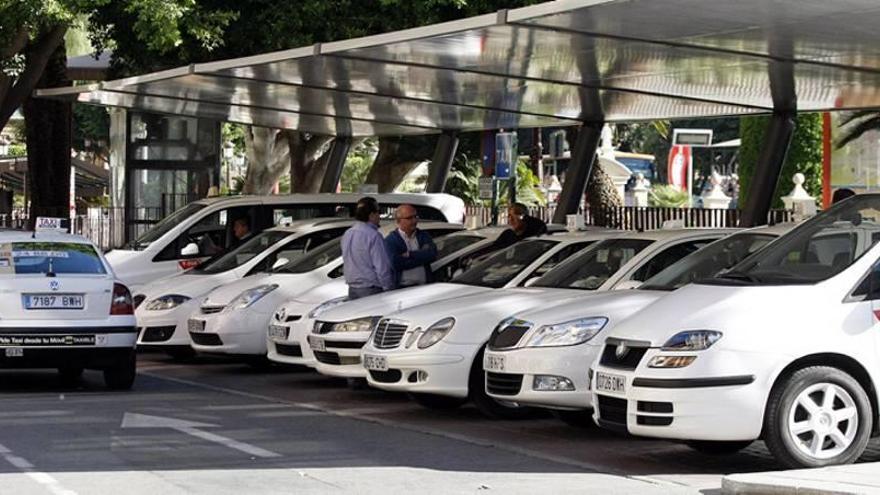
35,217,69,233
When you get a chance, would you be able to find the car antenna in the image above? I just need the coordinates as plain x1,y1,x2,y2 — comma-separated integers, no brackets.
46,256,56,277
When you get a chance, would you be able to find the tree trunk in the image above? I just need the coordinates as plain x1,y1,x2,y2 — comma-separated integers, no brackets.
586,160,623,227
288,132,333,193
241,126,290,194
0,25,66,132
365,137,424,192
23,37,71,222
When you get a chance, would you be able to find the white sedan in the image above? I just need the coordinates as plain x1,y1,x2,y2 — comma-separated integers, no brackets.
134,218,354,358
483,225,790,425
267,228,505,367
592,195,880,468
310,232,615,380
0,229,138,389
187,222,463,359
362,228,732,418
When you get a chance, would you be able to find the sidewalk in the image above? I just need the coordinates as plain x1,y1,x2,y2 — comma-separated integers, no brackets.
723,463,880,494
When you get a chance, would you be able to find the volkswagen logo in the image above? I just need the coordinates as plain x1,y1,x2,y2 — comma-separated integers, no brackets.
274,307,287,322
615,342,629,359
49,280,60,292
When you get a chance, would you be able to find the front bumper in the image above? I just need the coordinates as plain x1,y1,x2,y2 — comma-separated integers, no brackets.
267,314,317,368
483,343,602,410
188,307,272,356
0,325,137,369
308,331,371,378
135,300,199,348
362,341,473,398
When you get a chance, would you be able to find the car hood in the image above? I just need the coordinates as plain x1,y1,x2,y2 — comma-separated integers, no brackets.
139,272,234,300
316,283,490,323
511,289,669,329
202,273,274,306
606,282,834,348
292,279,349,306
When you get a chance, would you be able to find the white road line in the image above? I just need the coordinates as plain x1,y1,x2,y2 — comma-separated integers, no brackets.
0,442,77,495
201,403,289,411
179,427,282,458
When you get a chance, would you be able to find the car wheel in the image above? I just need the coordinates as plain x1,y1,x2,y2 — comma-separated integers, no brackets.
685,440,753,455
57,366,84,385
554,409,596,428
103,351,137,390
469,346,534,420
409,393,467,410
764,366,872,468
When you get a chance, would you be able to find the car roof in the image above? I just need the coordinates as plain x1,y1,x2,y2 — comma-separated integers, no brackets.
190,192,462,207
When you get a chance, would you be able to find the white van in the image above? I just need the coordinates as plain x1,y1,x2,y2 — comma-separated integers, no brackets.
105,193,465,291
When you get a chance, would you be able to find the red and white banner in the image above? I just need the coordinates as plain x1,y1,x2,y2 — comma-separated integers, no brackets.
667,145,692,192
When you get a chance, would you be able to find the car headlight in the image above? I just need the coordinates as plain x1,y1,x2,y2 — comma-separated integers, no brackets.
307,297,348,319
417,317,456,349
661,330,722,351
521,317,608,348
225,284,278,311
330,316,379,333
144,294,191,311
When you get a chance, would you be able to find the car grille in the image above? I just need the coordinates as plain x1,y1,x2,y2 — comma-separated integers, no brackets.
313,350,340,365
369,369,402,383
487,324,531,350
597,395,628,428
599,339,650,370
486,372,523,396
190,332,223,346
275,343,303,357
313,321,335,334
201,305,225,315
373,320,408,349
140,326,175,342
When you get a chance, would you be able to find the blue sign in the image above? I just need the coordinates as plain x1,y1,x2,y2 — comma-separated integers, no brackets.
495,132,517,180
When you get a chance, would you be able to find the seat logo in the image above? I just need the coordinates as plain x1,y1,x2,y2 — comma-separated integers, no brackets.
49,280,60,292
615,342,629,359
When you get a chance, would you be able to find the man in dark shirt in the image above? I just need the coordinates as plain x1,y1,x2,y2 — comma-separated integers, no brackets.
491,202,548,250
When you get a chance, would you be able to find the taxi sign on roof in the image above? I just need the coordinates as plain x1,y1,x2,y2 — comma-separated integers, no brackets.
35,217,69,233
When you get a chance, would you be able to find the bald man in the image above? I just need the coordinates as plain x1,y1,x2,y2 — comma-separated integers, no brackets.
384,204,438,288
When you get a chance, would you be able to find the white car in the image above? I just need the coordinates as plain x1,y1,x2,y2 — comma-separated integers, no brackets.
188,222,464,359
591,195,880,468
362,228,733,418
267,228,506,367
134,218,355,358
106,193,466,292
312,231,617,380
0,229,138,389
483,225,791,425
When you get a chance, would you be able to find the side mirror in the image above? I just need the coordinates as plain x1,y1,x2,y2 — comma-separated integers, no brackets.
614,280,642,290
524,277,540,287
271,257,289,270
180,242,199,257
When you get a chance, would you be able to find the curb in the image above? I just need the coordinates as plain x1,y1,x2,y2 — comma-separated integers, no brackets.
723,474,871,495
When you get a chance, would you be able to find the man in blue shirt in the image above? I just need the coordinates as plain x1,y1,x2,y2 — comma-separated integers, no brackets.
341,197,394,299
385,204,437,288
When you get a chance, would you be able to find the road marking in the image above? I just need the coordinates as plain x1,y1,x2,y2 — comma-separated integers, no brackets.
121,413,281,458
0,442,77,495
202,403,289,411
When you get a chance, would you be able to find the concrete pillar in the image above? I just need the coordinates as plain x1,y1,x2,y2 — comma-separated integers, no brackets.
551,122,603,225
425,131,459,193
319,137,352,193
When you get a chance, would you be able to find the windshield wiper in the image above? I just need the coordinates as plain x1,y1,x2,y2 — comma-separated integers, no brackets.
714,271,761,283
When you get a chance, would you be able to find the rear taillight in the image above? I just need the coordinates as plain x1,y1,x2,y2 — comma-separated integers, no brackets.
111,283,134,315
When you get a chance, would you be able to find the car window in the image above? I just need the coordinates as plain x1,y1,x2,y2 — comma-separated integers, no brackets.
268,203,448,223
196,230,290,275
630,239,717,282
128,202,206,249
154,206,253,262
532,238,653,290
273,238,343,275
0,242,106,275
250,227,348,275
435,235,484,260
453,240,557,289
528,241,595,281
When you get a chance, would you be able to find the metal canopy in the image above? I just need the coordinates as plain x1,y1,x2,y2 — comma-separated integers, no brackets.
37,0,880,137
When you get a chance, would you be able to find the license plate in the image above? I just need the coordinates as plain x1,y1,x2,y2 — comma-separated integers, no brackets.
187,319,205,333
595,371,626,394
309,336,325,352
363,354,388,371
268,324,288,340
24,294,84,310
484,353,505,372
4,348,22,357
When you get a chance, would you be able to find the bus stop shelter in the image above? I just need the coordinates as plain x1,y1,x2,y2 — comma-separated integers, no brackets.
37,0,880,226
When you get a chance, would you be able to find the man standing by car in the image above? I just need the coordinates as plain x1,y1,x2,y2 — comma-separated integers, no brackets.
491,202,548,250
341,197,395,299
385,204,437,288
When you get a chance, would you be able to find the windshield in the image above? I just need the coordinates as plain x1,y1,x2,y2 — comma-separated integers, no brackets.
640,233,776,291
127,202,206,250
435,234,484,260
708,196,880,286
274,238,342,274
453,239,556,288
0,242,106,275
194,230,291,275
532,238,653,290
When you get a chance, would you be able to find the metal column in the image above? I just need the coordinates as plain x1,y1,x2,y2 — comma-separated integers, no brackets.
425,131,459,193
738,111,796,227
551,122,603,225
319,137,353,193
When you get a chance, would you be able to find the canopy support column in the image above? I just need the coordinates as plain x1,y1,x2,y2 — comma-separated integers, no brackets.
426,130,459,193
552,122,603,225
319,137,352,193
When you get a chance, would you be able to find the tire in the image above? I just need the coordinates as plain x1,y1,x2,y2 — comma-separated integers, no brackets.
764,366,872,468
685,440,753,455
554,409,596,428
104,351,137,390
409,393,467,410
470,347,534,420
57,366,84,385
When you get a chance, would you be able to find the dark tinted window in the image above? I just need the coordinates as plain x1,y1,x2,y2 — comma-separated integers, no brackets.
454,240,556,288
631,239,717,282
197,230,290,275
533,238,653,290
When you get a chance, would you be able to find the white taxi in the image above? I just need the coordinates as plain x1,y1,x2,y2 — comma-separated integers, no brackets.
592,195,880,468
0,225,137,389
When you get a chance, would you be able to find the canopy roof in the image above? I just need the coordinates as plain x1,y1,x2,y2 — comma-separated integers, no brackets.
38,0,880,137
